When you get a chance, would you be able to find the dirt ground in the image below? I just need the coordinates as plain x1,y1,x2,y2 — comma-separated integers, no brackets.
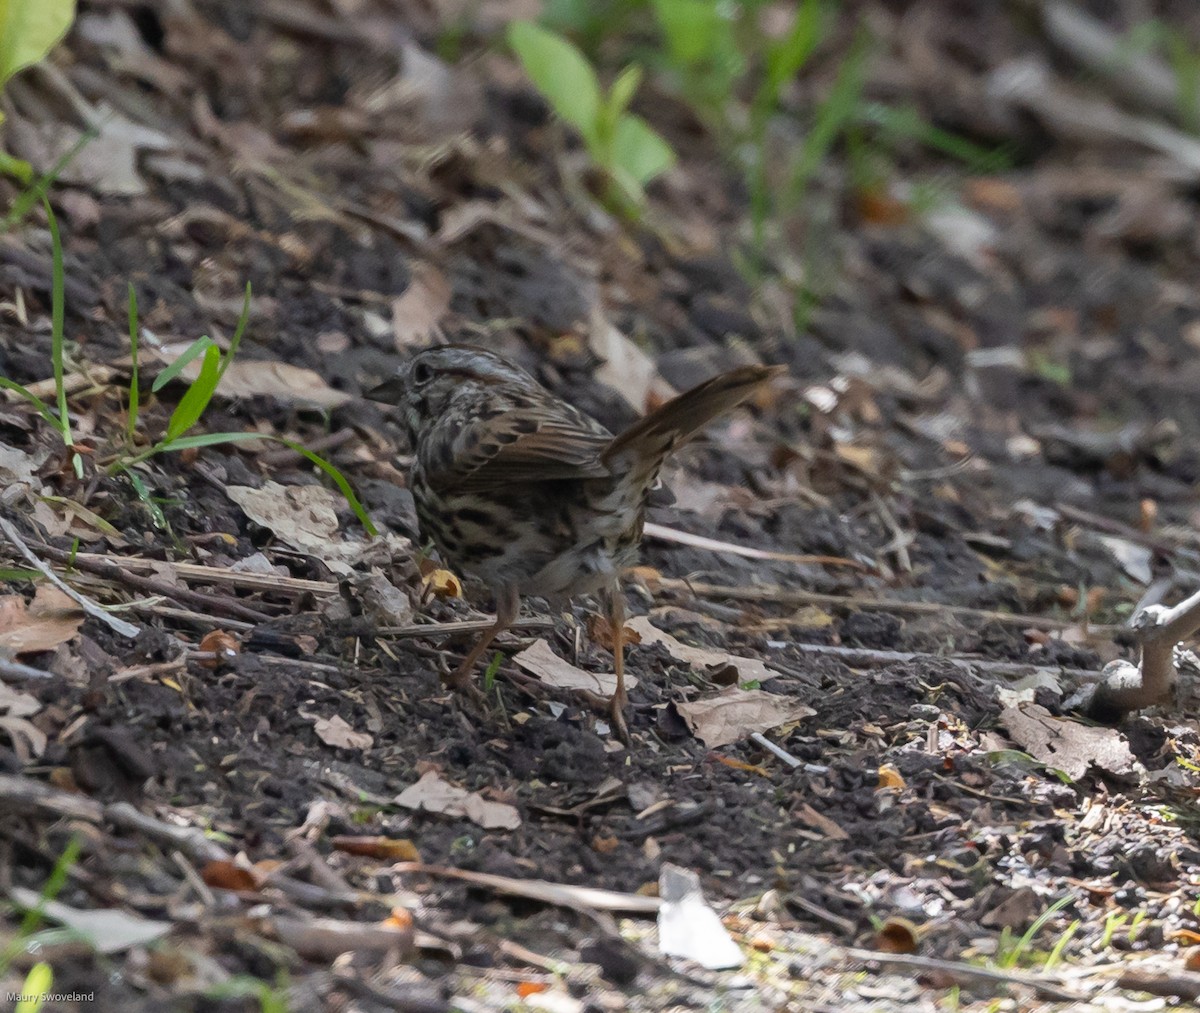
4,0,1200,1010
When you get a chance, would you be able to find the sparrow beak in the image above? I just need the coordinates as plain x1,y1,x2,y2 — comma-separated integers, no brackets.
365,376,405,403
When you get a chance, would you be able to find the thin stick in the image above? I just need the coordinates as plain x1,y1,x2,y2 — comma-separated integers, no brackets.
658,578,1111,633
0,515,140,638
841,947,1084,1003
0,657,54,682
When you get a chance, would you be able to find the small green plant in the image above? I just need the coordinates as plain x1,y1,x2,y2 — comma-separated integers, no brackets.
995,894,1075,970
482,651,503,692
508,20,675,214
0,202,377,535
0,834,82,986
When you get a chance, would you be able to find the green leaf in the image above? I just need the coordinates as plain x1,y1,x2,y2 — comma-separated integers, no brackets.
164,343,220,442
0,148,32,184
214,282,251,388
607,64,642,120
151,335,217,393
0,0,75,91
612,114,675,185
652,0,721,67
15,962,52,1013
764,0,822,93
0,375,57,427
508,21,601,149
126,283,139,441
42,197,80,478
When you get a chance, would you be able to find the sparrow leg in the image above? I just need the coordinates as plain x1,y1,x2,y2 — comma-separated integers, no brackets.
607,583,630,744
445,583,519,689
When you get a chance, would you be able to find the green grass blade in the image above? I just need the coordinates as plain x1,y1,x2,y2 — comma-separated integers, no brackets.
41,197,80,477
164,343,220,442
0,376,57,427
4,126,98,231
787,28,871,208
214,282,251,388
127,283,139,441
151,335,216,393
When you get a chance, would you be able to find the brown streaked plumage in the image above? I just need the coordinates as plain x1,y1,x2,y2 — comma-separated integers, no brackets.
367,344,782,742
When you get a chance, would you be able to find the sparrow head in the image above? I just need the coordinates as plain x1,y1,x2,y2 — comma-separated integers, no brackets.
365,344,538,445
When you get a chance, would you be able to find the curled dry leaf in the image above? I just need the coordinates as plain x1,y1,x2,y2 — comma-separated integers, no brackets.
675,688,815,748
513,638,638,694
197,629,240,668
0,585,85,655
421,568,462,599
395,769,521,830
626,616,779,685
312,714,374,752
331,835,421,862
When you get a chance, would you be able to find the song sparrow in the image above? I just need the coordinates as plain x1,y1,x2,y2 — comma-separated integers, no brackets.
368,345,781,741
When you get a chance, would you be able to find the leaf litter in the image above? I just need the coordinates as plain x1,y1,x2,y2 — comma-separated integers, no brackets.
1,1,1200,1009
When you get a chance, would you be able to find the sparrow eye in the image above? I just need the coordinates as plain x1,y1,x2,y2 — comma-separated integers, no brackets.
411,362,433,386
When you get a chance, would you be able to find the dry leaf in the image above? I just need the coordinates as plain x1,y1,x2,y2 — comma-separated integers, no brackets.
201,860,258,892
312,714,374,751
0,586,85,655
513,638,638,694
421,568,462,599
9,888,172,954
331,836,421,861
272,914,413,961
395,770,521,830
675,688,815,747
999,703,1136,780
588,304,676,412
795,802,849,840
626,616,778,685
227,482,341,553
392,262,451,350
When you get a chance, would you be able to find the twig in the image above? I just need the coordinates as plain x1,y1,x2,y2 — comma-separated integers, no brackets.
35,546,274,625
642,522,870,571
658,578,1106,633
780,641,1099,682
390,862,662,915
0,515,140,639
842,947,1084,1002
376,618,555,638
68,551,337,597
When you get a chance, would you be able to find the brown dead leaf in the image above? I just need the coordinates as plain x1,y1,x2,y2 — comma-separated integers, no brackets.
0,586,84,655
392,262,451,350
395,770,521,830
331,836,421,861
676,688,815,748
197,630,240,668
588,304,676,412
512,638,638,694
999,703,1136,780
272,914,413,961
873,917,919,954
795,802,849,840
227,482,341,554
626,616,779,685
586,613,642,652
201,860,258,892
312,714,374,752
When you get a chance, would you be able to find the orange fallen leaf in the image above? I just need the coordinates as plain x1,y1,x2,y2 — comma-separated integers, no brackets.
422,568,461,599
517,982,549,999
201,860,257,892
332,836,420,862
198,629,240,668
877,765,906,790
